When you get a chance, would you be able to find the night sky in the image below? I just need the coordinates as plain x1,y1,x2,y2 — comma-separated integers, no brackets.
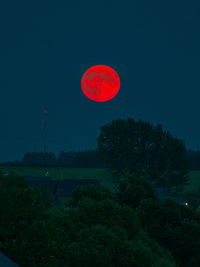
0,1,200,162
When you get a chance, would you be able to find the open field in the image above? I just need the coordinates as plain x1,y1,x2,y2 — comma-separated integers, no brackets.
1,165,200,193
0,166,106,180
0,166,116,191
184,170,200,192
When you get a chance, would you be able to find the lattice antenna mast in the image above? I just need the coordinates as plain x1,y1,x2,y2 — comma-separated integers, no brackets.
44,110,48,153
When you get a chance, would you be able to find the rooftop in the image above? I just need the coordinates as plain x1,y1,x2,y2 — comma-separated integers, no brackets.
23,176,100,205
0,252,20,267
154,186,184,204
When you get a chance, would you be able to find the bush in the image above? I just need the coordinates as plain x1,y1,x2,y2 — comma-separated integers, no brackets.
114,173,158,209
136,197,200,267
67,224,177,267
69,184,115,207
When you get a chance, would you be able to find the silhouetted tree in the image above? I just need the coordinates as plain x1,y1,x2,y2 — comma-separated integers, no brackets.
57,150,77,167
97,118,189,194
67,196,177,267
136,197,200,267
69,149,103,168
22,152,57,166
21,150,103,168
114,174,158,210
66,223,177,267
69,184,115,207
0,171,177,267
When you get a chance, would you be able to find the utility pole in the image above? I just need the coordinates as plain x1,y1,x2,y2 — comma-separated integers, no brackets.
44,110,48,153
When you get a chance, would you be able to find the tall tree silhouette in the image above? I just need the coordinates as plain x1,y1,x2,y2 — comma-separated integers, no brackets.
97,118,189,194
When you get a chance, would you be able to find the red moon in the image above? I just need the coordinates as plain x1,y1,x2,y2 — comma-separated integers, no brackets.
81,65,120,102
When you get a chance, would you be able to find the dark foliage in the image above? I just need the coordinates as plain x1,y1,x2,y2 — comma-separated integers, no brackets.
69,184,115,207
136,197,200,267
187,149,200,170
179,189,200,209
114,173,158,209
0,171,178,267
68,149,103,168
97,118,189,194
22,152,57,166
20,149,103,168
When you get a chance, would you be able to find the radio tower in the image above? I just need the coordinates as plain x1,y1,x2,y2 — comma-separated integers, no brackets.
44,110,48,153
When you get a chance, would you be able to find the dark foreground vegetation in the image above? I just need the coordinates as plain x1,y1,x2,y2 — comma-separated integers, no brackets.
1,171,200,266
1,117,200,266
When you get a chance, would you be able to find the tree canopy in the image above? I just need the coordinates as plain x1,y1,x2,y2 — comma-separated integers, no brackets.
97,118,189,194
136,197,200,267
0,171,178,267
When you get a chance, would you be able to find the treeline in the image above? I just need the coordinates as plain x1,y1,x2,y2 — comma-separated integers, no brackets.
1,117,200,171
2,148,200,170
1,150,103,168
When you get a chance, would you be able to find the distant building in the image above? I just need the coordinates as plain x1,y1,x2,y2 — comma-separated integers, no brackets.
0,252,20,266
154,186,184,204
23,176,100,206
20,176,185,206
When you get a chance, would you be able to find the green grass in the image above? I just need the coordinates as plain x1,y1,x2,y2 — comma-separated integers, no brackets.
1,165,200,194
0,165,118,192
0,165,107,179
184,170,200,192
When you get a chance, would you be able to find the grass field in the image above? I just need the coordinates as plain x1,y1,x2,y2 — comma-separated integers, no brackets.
0,165,116,191
0,166,106,180
184,171,200,192
1,165,200,193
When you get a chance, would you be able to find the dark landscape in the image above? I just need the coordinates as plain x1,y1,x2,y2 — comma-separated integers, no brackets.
2,119,200,266
1,1,200,266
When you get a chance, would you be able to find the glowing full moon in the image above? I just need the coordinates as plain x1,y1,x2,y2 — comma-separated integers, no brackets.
81,65,120,102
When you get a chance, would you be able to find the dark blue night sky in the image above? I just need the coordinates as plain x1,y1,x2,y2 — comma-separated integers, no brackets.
0,1,200,162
